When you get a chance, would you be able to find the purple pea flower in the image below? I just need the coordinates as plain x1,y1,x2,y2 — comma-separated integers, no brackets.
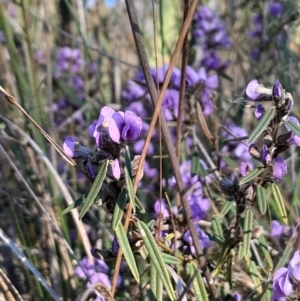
261,145,272,165
154,199,170,218
107,110,142,143
183,223,210,255
272,267,293,300
285,116,300,146
273,157,287,180
255,104,265,120
271,220,286,237
246,79,272,101
288,250,300,281
269,3,283,17
161,89,179,121
63,136,93,159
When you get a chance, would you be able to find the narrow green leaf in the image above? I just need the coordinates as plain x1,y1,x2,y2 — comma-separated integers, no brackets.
198,161,207,177
190,263,209,301
150,262,163,301
135,196,145,214
115,223,140,283
221,155,238,169
257,185,267,215
275,243,292,270
243,209,253,258
62,193,87,215
255,224,273,269
138,221,175,301
285,120,300,137
112,189,127,230
125,166,136,213
161,253,181,265
239,168,264,185
212,217,224,242
191,152,200,176
248,107,276,143
237,243,244,259
79,160,109,219
125,146,132,178
248,261,262,293
220,201,235,217
271,183,287,224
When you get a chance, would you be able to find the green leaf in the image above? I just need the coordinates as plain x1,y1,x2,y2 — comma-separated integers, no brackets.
248,107,276,143
275,243,292,270
285,120,300,137
150,262,163,301
137,221,175,301
212,217,224,242
248,261,262,293
79,160,109,219
161,253,181,265
125,166,136,214
271,183,287,224
254,221,273,269
112,189,128,230
135,196,145,214
62,193,87,215
239,167,264,185
115,223,140,283
221,155,238,169
220,201,235,217
125,146,132,178
237,242,244,259
189,263,209,301
243,209,253,258
256,185,267,215
191,152,200,176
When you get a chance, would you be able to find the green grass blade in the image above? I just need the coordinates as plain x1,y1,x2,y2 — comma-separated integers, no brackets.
138,220,175,300
115,223,140,283
112,189,127,230
79,160,109,219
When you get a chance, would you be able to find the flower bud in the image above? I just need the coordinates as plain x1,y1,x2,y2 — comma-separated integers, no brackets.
272,79,283,99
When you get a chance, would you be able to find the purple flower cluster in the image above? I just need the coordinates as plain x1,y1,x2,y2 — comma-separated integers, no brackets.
75,256,122,289
63,106,142,180
241,78,298,181
248,2,284,61
193,5,231,71
272,250,300,300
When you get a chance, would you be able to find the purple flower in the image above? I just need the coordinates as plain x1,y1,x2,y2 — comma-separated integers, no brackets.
271,220,286,237
272,79,283,99
122,81,147,102
183,223,210,254
63,136,92,159
261,145,272,165
273,157,287,180
272,267,293,299
107,110,142,143
245,79,272,101
288,250,300,281
161,89,179,121
108,158,121,180
233,292,242,301
154,199,170,218
188,195,210,220
285,116,300,146
89,106,116,138
255,104,265,120
269,3,283,17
